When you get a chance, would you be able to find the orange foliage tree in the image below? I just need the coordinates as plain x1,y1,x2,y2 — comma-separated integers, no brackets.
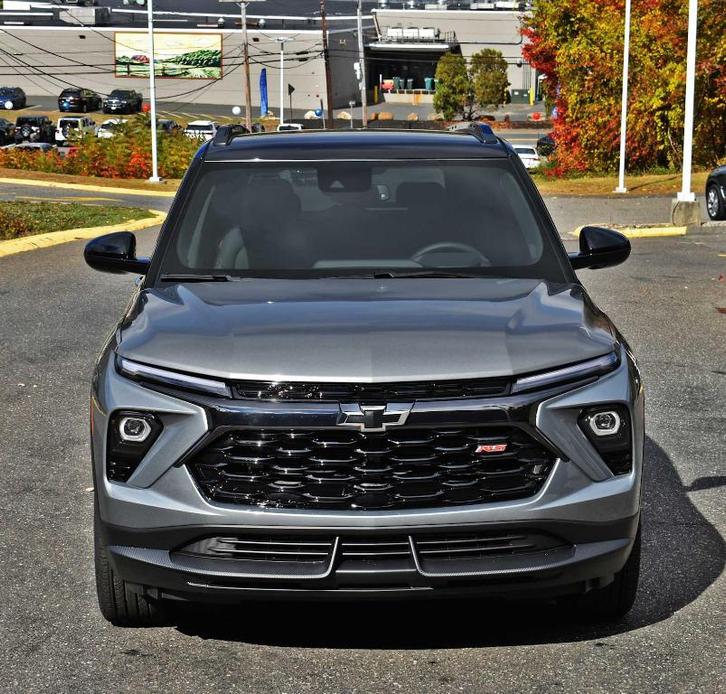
523,0,726,175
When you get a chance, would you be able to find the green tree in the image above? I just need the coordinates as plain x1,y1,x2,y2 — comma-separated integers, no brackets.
471,49,510,108
433,53,474,120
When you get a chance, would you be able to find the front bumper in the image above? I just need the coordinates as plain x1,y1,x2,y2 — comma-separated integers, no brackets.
91,345,644,601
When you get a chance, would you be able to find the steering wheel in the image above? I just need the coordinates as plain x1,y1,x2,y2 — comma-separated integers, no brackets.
411,242,491,267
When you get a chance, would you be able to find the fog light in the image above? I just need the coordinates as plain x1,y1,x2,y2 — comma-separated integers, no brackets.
588,410,622,437
118,415,152,442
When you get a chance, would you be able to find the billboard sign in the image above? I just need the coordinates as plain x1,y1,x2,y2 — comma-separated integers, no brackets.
115,32,222,79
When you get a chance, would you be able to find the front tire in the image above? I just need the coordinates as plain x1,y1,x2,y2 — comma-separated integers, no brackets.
94,505,168,627
706,184,725,220
573,526,641,622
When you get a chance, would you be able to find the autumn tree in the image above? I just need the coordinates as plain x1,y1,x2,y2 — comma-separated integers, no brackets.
433,53,474,120
523,0,726,175
471,49,510,108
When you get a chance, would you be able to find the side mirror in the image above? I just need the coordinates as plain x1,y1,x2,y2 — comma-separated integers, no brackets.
84,231,150,275
569,226,631,270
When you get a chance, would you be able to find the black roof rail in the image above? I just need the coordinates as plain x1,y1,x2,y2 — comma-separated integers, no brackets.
212,123,250,146
448,122,499,145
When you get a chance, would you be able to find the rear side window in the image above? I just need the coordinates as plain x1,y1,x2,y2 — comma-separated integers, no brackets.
157,159,566,281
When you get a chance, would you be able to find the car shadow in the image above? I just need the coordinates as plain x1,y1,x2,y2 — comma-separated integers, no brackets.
171,436,724,648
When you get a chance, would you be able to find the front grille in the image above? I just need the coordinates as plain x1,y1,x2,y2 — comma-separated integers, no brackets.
231,378,509,402
179,535,335,562
186,426,555,510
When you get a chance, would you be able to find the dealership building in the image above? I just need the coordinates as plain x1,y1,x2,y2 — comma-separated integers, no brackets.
0,2,534,112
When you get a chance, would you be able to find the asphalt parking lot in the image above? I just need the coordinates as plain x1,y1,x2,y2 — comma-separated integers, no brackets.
0,199,724,693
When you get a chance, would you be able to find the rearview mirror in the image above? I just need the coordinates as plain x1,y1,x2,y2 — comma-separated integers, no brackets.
569,226,630,270
84,231,150,274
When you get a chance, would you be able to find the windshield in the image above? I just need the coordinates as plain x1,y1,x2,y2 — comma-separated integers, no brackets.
188,124,213,131
109,91,130,98
156,160,566,281
59,120,79,129
515,147,536,155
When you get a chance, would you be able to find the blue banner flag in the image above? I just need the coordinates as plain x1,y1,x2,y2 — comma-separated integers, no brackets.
259,68,268,117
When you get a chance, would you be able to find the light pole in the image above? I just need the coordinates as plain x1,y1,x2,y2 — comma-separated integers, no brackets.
276,36,292,126
356,0,367,127
146,0,160,183
677,0,698,203
220,0,266,132
614,0,631,194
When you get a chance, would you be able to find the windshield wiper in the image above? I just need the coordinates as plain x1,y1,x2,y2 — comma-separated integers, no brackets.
372,270,489,279
159,273,235,282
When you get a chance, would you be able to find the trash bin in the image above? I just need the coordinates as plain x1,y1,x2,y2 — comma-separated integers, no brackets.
424,76,434,91
405,78,414,90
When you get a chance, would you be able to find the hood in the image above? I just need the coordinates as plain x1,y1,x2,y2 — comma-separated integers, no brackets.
117,278,617,382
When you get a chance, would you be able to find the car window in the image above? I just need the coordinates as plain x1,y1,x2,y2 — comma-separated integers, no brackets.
156,160,566,282
515,147,537,155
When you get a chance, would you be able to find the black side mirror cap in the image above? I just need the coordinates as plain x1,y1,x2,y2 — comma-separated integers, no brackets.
84,231,150,275
569,226,631,270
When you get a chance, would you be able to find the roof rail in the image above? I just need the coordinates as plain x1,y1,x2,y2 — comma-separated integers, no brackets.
212,124,250,146
448,122,499,145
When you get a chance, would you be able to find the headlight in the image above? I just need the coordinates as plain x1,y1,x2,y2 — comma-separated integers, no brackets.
512,352,619,394
116,355,231,398
578,404,632,475
107,410,162,482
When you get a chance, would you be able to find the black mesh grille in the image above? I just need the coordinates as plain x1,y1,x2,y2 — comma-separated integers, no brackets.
186,426,555,510
232,378,509,402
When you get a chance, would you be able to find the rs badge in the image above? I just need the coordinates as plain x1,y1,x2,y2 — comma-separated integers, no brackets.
476,443,508,454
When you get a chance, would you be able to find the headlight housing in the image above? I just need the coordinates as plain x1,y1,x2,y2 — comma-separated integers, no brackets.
107,410,162,482
578,404,632,475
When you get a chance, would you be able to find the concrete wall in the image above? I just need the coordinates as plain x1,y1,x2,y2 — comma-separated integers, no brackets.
372,9,532,91
0,25,360,111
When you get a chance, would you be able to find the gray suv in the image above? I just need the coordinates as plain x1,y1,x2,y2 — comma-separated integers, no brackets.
85,128,644,627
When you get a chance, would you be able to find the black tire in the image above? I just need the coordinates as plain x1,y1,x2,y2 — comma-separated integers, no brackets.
706,183,725,221
94,505,168,627
573,526,641,622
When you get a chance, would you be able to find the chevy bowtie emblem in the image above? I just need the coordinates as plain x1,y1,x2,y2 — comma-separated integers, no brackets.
338,402,413,433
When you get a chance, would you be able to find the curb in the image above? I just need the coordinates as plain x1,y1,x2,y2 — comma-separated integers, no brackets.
0,177,177,198
570,224,687,239
0,209,167,259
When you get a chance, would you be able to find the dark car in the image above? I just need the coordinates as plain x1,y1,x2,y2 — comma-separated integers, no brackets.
705,165,726,221
84,128,643,627
0,86,26,110
14,115,54,143
0,117,15,145
536,133,556,157
58,87,102,113
156,118,182,134
103,89,143,114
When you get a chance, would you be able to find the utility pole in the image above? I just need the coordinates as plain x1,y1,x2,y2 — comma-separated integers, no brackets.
147,0,160,182
220,0,265,132
677,0,698,203
276,37,292,125
614,0,631,194
320,0,334,129
356,0,367,127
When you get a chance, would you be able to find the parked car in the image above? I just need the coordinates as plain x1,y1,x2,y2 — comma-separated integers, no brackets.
0,86,26,110
96,118,126,139
103,89,143,114
157,118,182,135
277,122,304,132
705,165,726,221
184,120,219,140
514,145,541,170
0,117,15,145
536,133,556,157
85,128,643,627
58,87,102,113
1,141,55,152
55,116,96,144
14,115,54,143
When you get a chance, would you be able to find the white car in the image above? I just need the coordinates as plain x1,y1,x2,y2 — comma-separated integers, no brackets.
184,120,219,141
96,118,126,139
55,116,96,144
514,145,541,170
